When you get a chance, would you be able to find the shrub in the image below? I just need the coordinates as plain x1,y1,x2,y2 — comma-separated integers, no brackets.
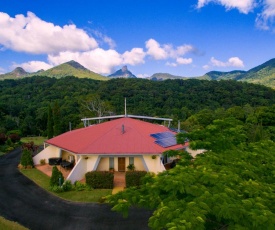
127,164,135,171
0,133,7,145
74,181,89,191
126,171,147,188
40,159,46,165
62,180,73,192
20,149,34,168
85,171,114,189
8,133,21,143
50,166,64,187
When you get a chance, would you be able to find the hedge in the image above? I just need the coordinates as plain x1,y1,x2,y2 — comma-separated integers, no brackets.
126,171,147,188
85,171,114,189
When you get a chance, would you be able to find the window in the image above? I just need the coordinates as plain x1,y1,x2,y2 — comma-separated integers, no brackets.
129,157,134,165
109,157,114,169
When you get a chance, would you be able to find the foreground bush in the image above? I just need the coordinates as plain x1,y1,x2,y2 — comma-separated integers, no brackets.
50,166,64,187
126,171,147,188
20,149,34,168
85,171,114,189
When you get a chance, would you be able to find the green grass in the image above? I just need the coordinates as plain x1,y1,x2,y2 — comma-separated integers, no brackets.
0,216,29,230
20,168,112,202
21,136,47,146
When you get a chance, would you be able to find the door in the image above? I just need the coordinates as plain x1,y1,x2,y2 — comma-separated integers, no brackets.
118,157,125,172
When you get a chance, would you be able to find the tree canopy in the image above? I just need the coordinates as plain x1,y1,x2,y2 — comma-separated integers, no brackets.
107,115,275,229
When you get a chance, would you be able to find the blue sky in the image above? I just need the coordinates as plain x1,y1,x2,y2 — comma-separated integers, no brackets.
0,0,274,77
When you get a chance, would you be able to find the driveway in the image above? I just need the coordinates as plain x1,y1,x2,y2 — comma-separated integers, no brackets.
0,149,151,230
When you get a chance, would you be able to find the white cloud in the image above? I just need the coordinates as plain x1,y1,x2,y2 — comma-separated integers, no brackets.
122,48,146,65
209,56,244,68
146,39,168,60
176,57,193,65
48,49,123,75
197,0,275,30
166,58,193,67
256,0,275,30
145,39,195,60
197,0,255,14
137,73,150,78
92,30,116,49
12,61,53,72
0,12,98,54
166,62,177,67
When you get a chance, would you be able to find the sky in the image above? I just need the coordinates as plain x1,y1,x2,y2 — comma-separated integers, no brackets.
0,0,274,78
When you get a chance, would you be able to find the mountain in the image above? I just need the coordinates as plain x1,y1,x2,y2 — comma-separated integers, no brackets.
0,60,108,81
149,73,186,81
198,58,275,89
108,66,137,78
200,70,246,81
235,58,275,87
30,60,108,80
0,67,30,79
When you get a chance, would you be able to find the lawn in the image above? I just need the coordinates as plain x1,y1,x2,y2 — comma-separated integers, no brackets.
20,168,112,203
0,216,29,230
21,136,47,146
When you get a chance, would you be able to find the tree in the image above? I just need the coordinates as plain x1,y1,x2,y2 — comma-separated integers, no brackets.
20,149,34,168
47,105,54,138
52,101,62,136
178,117,247,152
107,141,275,229
50,166,64,187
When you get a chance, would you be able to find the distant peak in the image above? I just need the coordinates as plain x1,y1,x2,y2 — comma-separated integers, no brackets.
108,66,137,78
122,66,128,72
65,60,88,71
11,67,28,77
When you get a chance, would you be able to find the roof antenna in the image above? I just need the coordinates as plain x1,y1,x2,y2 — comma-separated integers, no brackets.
124,97,127,117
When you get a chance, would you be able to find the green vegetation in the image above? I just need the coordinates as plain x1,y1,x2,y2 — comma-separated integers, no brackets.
107,106,275,229
85,171,114,189
21,136,47,146
125,171,147,188
20,168,112,202
20,149,34,168
1,76,275,137
0,216,29,230
50,166,64,187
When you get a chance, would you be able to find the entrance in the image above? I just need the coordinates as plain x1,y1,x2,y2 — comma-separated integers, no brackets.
118,157,125,172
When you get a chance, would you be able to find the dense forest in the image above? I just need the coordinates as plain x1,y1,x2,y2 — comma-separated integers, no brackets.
0,75,275,137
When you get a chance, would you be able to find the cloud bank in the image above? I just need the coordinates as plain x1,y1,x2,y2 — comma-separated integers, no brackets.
197,0,275,30
204,57,244,70
0,12,196,74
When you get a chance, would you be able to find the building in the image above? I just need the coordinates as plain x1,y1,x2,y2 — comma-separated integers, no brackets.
33,117,188,183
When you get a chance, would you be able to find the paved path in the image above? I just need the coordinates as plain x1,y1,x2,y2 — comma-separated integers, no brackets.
0,149,151,230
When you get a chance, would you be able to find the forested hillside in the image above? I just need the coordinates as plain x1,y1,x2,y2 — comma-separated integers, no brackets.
0,76,275,136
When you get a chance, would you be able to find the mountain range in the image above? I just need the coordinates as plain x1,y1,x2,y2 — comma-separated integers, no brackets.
1,58,275,89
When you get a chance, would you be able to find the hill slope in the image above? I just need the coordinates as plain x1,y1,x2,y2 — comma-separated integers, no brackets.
31,60,108,80
199,58,275,89
0,67,30,79
0,60,108,81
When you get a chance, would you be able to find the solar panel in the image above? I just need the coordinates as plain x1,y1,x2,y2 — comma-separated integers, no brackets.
151,131,177,148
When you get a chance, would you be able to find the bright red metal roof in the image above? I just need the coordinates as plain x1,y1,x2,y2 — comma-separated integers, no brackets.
46,117,187,155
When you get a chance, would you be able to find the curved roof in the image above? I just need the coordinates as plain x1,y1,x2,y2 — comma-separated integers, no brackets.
46,117,187,155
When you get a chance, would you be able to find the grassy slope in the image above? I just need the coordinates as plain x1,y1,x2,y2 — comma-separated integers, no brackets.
0,216,29,230
32,63,109,81
20,168,112,202
21,136,47,146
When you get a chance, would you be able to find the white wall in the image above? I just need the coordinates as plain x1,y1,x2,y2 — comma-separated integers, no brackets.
33,145,60,165
66,157,87,183
143,155,166,173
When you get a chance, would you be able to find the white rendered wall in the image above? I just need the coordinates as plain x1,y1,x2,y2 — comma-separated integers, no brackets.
33,145,60,165
66,157,87,183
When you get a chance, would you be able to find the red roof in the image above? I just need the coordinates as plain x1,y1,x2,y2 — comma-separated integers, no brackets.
46,117,187,155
